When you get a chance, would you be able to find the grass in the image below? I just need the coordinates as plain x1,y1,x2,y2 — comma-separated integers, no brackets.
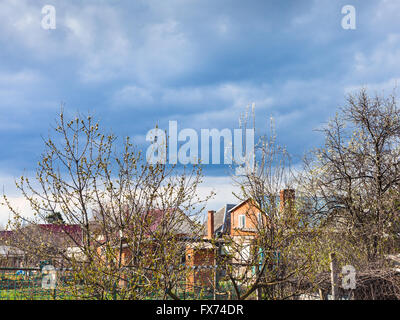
0,278,80,300
0,277,221,300
0,287,57,300
0,287,83,300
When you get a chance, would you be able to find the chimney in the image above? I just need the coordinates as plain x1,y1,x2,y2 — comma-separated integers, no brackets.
280,189,295,212
207,210,215,239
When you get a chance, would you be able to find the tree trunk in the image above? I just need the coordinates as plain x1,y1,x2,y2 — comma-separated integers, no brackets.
330,252,339,300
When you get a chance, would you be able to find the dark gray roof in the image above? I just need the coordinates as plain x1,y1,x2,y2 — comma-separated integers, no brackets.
203,204,236,237
214,206,226,234
221,204,236,235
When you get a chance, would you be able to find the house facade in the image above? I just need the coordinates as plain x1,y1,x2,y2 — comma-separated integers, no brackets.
185,189,295,293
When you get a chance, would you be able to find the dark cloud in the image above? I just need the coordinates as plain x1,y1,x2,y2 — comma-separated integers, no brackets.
0,0,399,174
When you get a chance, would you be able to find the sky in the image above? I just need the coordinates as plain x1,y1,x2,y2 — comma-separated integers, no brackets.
0,0,400,225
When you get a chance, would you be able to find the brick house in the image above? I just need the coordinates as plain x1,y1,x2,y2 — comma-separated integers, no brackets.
0,231,25,267
228,189,295,273
0,224,83,268
230,189,295,238
95,208,201,288
185,189,295,292
185,204,236,294
185,241,215,292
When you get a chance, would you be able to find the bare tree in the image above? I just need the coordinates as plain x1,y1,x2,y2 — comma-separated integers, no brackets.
2,109,208,299
301,88,400,262
298,88,400,299
219,117,319,300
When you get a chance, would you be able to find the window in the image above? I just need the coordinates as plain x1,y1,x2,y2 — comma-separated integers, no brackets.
238,214,246,228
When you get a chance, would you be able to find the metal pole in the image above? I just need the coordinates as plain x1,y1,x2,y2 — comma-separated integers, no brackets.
213,246,218,300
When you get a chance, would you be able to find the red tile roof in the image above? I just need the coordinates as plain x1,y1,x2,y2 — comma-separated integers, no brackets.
38,224,83,244
0,230,14,241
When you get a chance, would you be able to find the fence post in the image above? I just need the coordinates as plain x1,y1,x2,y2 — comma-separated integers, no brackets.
213,244,218,300
318,288,325,300
330,252,339,300
113,282,117,300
